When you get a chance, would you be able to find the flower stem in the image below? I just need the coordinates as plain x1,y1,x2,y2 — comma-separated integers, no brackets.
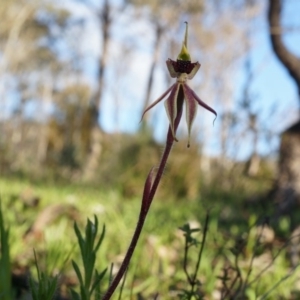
102,88,184,299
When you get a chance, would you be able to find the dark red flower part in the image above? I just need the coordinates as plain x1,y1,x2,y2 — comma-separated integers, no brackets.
141,22,217,147
169,59,198,74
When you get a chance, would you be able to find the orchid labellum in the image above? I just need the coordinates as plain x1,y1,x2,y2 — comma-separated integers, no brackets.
141,22,217,147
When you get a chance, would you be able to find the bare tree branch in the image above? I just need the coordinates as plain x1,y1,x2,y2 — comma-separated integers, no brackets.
268,0,300,98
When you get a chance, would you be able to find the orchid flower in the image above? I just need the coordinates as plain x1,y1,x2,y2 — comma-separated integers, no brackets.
141,22,217,147
103,24,217,300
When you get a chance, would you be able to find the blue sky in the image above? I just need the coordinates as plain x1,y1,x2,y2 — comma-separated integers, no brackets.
93,1,300,160
3,0,299,161
249,0,299,130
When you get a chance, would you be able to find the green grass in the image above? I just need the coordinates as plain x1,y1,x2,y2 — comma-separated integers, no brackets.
1,175,299,299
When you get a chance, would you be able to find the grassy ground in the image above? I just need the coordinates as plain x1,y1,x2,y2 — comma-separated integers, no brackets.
1,174,300,299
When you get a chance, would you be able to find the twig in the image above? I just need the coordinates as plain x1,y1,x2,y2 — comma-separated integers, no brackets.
242,222,266,292
259,264,300,300
190,212,210,293
183,233,193,285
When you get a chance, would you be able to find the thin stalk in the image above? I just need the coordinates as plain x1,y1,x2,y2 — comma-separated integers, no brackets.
190,212,209,293
102,88,184,300
183,235,192,284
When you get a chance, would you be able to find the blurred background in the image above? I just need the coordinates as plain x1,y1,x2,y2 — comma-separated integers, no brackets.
0,0,299,188
2,0,300,298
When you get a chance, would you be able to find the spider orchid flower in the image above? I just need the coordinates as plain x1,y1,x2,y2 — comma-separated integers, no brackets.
141,22,217,147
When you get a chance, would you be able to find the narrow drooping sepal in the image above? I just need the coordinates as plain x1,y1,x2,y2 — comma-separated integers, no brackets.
164,83,180,141
184,84,217,118
183,84,198,147
140,84,176,121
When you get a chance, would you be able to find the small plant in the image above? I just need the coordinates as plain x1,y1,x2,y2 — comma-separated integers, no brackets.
29,250,59,300
178,213,210,300
70,215,107,300
0,202,12,300
218,220,298,299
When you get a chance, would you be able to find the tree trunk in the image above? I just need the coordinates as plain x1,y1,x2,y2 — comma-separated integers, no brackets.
268,0,300,97
274,123,300,215
37,78,53,165
141,23,163,123
82,0,111,181
268,0,300,216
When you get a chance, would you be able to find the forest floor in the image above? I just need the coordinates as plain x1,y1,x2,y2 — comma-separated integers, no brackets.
1,174,300,299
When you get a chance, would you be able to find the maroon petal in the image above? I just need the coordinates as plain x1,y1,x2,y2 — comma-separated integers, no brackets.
164,83,180,140
140,84,176,121
182,84,198,147
184,84,217,118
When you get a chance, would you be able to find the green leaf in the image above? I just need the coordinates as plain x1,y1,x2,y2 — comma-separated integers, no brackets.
179,223,190,232
29,277,38,300
0,202,12,300
72,260,84,287
80,285,88,300
95,224,106,253
90,268,107,295
85,218,94,253
46,276,58,300
84,257,95,291
70,289,81,300
74,222,85,251
93,215,99,238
